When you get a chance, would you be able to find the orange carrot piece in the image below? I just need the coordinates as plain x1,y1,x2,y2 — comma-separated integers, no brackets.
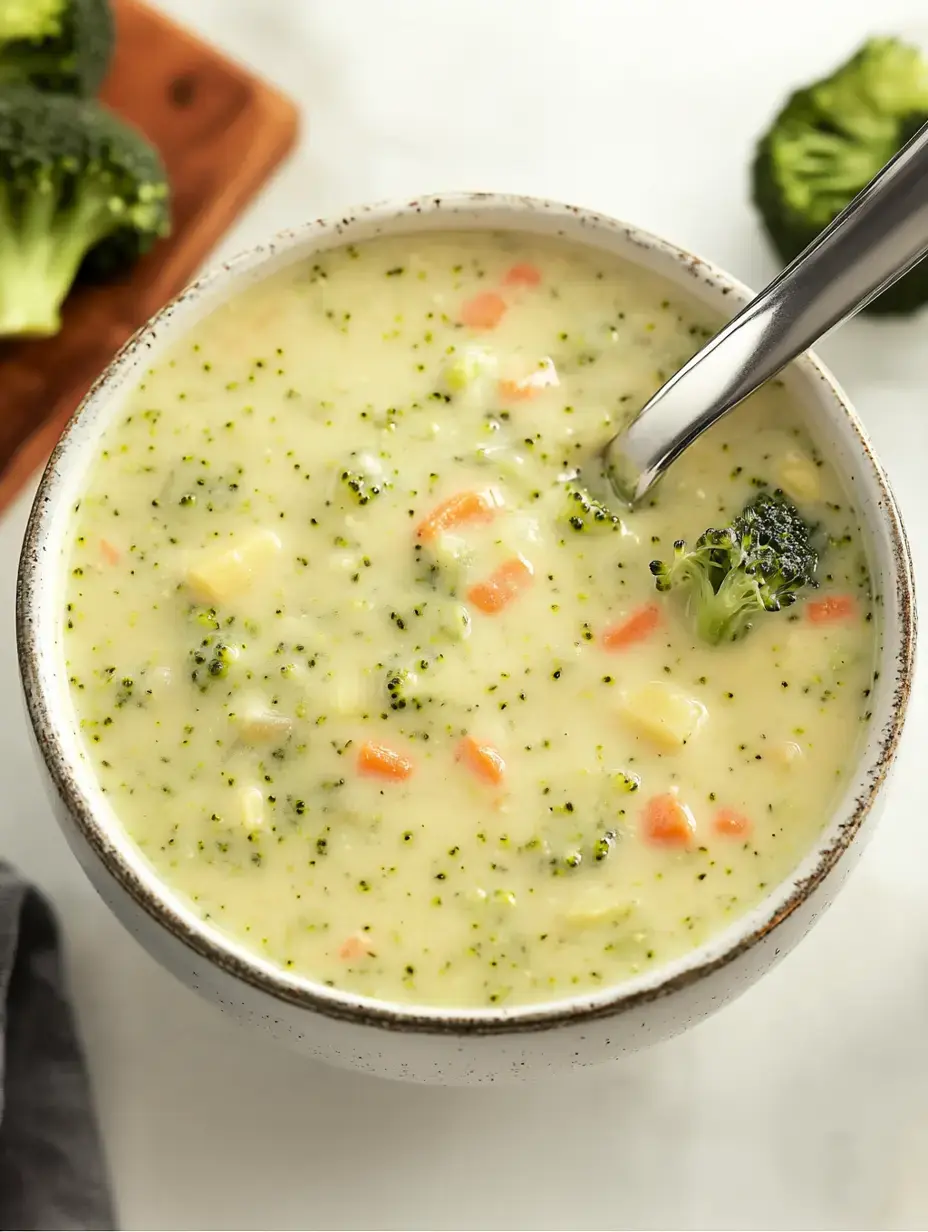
339,932,375,961
498,359,558,403
602,604,661,651
467,557,534,614
713,807,752,838
416,490,499,541
502,262,542,287
455,735,506,785
100,539,121,566
498,377,542,403
806,594,857,624
357,740,414,781
641,793,696,848
459,291,507,330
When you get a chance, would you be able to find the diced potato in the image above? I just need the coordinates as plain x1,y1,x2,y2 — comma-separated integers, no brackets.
430,532,472,571
186,529,282,604
238,706,292,745
621,681,707,750
777,451,821,503
330,668,371,717
239,785,265,830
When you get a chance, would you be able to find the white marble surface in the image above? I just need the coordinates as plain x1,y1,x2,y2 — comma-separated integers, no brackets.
3,0,928,1226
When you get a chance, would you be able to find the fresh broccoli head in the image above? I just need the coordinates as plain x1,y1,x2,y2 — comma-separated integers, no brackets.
0,0,114,96
650,491,818,645
0,87,170,337
753,37,928,315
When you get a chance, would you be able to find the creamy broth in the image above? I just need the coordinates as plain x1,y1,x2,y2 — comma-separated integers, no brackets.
62,232,877,1008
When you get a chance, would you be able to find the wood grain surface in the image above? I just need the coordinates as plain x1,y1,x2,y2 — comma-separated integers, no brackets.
0,0,299,513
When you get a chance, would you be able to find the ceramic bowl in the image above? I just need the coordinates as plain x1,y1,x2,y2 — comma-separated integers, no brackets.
16,194,916,1084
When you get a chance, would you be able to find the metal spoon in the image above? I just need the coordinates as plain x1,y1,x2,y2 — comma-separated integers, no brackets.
603,120,928,505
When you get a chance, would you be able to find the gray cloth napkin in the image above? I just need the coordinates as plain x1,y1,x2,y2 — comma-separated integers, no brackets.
0,863,115,1231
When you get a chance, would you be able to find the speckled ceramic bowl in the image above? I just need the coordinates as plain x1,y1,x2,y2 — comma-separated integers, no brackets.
16,194,916,1084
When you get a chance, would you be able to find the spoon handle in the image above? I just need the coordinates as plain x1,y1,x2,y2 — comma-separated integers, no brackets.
607,120,928,503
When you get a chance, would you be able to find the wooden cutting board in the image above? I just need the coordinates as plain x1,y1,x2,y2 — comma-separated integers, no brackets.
0,0,299,513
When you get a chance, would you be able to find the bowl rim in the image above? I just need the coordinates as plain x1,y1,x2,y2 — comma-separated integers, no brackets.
16,191,917,1037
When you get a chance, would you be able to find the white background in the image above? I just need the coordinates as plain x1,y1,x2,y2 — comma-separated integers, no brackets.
3,1,928,1227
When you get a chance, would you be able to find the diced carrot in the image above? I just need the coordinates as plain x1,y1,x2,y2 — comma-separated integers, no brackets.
502,263,542,288
459,291,507,330
455,734,506,785
357,740,414,781
498,378,541,403
467,556,534,614
713,807,752,838
339,932,375,961
602,604,661,651
100,539,120,566
498,358,559,403
640,793,696,847
416,489,499,541
806,594,857,624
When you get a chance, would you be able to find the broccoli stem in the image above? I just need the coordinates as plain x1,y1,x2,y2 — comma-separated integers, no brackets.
0,176,119,336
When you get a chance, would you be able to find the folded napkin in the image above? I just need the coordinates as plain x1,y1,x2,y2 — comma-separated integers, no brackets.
0,864,114,1231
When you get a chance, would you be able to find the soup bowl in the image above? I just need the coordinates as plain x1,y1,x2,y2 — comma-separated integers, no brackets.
16,193,916,1084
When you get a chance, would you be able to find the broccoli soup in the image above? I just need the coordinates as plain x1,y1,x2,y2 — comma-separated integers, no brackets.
62,232,877,1009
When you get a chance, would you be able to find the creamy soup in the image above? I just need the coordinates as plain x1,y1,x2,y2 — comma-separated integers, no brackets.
61,232,877,1008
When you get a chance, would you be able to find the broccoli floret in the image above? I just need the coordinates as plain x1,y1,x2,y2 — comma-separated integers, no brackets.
340,469,387,506
650,490,818,645
0,0,114,96
384,664,433,712
562,482,622,533
753,37,928,315
542,824,620,874
190,635,239,691
0,87,170,337
335,451,392,508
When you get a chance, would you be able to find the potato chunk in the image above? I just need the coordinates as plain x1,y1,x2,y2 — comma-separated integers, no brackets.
239,785,265,830
621,681,707,749
777,451,821,503
239,707,292,745
186,529,282,604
